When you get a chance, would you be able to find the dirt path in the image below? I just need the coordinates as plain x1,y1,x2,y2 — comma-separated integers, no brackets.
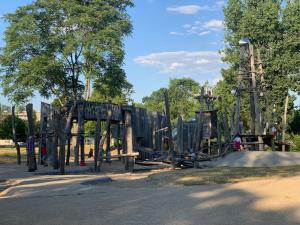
2,153,300,225
1,167,300,225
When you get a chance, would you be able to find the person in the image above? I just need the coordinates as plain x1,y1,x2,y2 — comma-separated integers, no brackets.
41,145,48,166
88,148,93,158
233,134,242,151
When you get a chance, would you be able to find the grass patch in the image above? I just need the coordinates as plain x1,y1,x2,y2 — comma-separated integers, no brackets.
0,147,27,163
149,166,300,185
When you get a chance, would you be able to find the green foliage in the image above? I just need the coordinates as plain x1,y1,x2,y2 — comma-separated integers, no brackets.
141,78,201,124
291,135,300,152
0,115,27,141
85,121,96,137
219,0,300,127
289,109,300,134
0,104,11,122
0,0,134,106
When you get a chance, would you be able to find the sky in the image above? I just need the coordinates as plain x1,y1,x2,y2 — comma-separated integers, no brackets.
0,0,297,110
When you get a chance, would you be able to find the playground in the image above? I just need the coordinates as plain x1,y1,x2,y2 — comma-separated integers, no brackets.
1,0,300,225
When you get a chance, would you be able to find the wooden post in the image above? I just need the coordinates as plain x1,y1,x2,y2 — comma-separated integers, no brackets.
217,114,221,156
164,91,175,162
66,137,71,165
74,123,79,165
117,122,121,159
282,95,289,152
94,110,101,171
249,43,263,150
230,104,236,136
26,104,37,172
46,111,53,167
58,116,65,174
176,116,183,156
52,114,59,169
236,45,246,135
75,104,84,165
124,110,134,171
105,109,112,162
12,106,21,165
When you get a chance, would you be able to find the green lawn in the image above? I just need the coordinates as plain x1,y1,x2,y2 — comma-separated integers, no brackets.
0,147,27,163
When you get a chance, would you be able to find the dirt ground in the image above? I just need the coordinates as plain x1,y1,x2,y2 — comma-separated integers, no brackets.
1,152,300,225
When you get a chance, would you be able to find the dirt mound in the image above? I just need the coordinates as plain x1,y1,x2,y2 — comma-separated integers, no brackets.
213,151,300,167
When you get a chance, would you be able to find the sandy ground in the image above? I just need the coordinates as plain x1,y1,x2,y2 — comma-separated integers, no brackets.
1,152,300,225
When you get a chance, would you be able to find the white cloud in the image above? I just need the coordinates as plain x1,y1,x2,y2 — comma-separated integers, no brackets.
199,31,211,36
134,51,225,78
169,31,184,36
170,19,223,36
216,1,226,7
203,19,224,30
167,5,209,15
183,24,192,29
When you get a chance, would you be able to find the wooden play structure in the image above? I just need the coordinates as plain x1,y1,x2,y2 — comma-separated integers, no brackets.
38,101,167,173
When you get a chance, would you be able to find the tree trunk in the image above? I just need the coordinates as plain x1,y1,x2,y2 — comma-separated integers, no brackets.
26,104,37,172
12,106,21,165
282,95,289,152
59,102,77,175
164,91,174,163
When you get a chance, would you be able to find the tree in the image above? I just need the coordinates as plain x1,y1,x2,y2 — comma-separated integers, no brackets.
219,0,299,128
0,0,134,106
289,108,300,134
141,78,201,124
0,115,27,141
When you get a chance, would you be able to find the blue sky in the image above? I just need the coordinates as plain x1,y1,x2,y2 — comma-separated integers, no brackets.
1,0,296,110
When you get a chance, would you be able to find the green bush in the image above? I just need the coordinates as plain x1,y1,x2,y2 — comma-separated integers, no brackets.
291,135,300,152
0,115,27,141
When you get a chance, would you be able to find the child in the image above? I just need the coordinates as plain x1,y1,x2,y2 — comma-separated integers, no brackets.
233,134,242,151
